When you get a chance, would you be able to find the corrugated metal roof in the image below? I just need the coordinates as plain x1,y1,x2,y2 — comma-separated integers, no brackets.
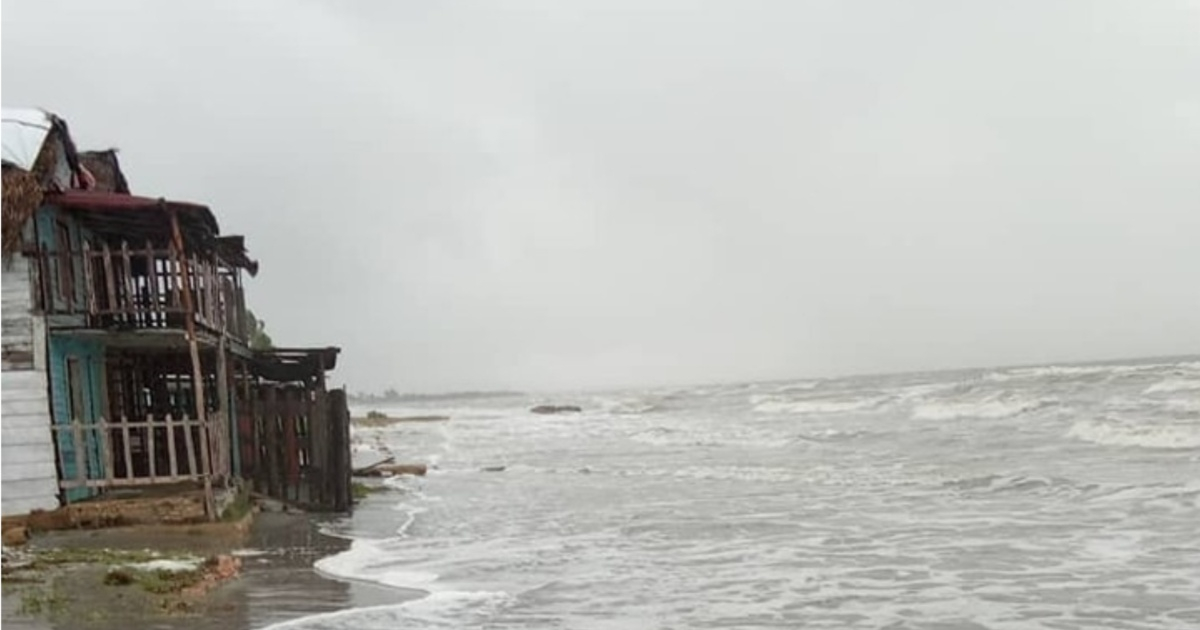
1,108,53,170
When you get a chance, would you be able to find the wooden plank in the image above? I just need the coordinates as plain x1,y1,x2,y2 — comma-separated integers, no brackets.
166,414,179,478
183,412,198,478
122,422,134,480
264,386,281,500
145,242,160,326
53,419,201,431
81,241,97,316
72,422,87,488
171,206,216,518
102,243,117,316
168,247,181,313
37,246,51,313
100,420,115,483
120,241,134,316
58,475,203,489
146,413,157,481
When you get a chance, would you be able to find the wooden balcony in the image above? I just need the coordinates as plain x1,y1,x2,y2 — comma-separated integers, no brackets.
29,242,249,343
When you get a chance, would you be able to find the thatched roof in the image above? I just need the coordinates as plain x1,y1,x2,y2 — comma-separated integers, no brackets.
1,108,86,259
2,166,43,257
78,149,130,194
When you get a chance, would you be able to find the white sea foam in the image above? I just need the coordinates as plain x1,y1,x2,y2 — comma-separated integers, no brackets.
259,591,513,630
911,397,1054,421
1144,378,1200,394
1068,419,1200,450
122,558,203,572
314,539,441,591
753,396,885,415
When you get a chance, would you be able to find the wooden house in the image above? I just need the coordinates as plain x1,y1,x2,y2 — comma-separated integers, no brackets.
2,108,351,518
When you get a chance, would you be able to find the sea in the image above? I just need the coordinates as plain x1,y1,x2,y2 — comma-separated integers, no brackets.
264,356,1200,630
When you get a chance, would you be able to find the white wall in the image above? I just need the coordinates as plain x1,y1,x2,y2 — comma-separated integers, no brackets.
2,256,59,516
2,256,35,370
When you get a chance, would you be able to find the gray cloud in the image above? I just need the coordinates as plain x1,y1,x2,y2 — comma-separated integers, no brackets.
5,0,1198,391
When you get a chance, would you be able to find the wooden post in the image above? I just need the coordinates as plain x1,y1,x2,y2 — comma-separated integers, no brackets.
122,423,134,480
217,334,238,478
264,385,281,500
166,414,179,478
72,422,88,489
168,205,217,520
145,241,160,327
120,241,134,318
147,413,157,481
82,241,97,317
100,419,115,483
102,244,117,317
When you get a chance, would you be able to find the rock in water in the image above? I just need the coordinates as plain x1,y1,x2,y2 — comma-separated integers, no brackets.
530,405,582,415
2,525,29,546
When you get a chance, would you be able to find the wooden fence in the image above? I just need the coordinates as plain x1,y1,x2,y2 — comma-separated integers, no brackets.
52,413,228,492
239,386,351,512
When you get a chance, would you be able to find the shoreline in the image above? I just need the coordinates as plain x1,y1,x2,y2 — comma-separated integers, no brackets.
1,508,411,630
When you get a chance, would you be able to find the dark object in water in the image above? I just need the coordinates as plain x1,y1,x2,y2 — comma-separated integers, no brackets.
530,405,582,415
355,463,428,478
481,466,507,473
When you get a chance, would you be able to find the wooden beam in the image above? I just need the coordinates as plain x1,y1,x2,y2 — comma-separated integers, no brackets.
169,204,217,521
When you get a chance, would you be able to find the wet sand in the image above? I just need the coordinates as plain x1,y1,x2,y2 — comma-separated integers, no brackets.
2,511,419,630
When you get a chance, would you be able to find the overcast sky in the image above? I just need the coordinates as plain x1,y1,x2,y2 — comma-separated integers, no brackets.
4,1,1198,392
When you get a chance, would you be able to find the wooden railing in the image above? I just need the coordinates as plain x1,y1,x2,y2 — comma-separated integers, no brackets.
52,414,229,491
29,242,248,342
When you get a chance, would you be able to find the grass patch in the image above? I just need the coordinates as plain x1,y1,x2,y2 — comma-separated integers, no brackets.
31,547,159,568
20,588,68,615
220,488,253,523
134,567,205,594
351,481,387,501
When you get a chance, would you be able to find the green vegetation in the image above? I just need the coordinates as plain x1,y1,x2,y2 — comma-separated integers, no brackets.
366,410,388,419
30,547,160,568
245,309,274,351
351,481,386,501
220,487,253,522
132,566,206,594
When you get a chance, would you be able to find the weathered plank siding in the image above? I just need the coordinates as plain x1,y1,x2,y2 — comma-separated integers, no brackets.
2,257,36,369
1,259,58,514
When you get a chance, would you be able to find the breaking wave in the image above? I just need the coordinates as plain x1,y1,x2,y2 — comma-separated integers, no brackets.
752,396,887,415
1144,378,1200,395
1068,419,1200,450
911,397,1057,421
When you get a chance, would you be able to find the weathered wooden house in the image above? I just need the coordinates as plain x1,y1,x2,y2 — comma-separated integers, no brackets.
2,108,351,519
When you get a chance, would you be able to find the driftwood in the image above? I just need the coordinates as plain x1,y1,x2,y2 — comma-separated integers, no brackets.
352,456,395,476
354,463,427,478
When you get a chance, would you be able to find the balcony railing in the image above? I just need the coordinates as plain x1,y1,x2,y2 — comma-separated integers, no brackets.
29,242,248,342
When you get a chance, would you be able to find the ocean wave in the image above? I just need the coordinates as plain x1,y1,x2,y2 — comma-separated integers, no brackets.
628,426,793,449
794,428,871,442
259,591,513,630
941,474,1100,497
911,397,1056,421
1144,378,1200,394
1067,419,1200,450
753,396,887,415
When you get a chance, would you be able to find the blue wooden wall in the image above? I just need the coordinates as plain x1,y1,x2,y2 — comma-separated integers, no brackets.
47,335,106,502
39,206,106,501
